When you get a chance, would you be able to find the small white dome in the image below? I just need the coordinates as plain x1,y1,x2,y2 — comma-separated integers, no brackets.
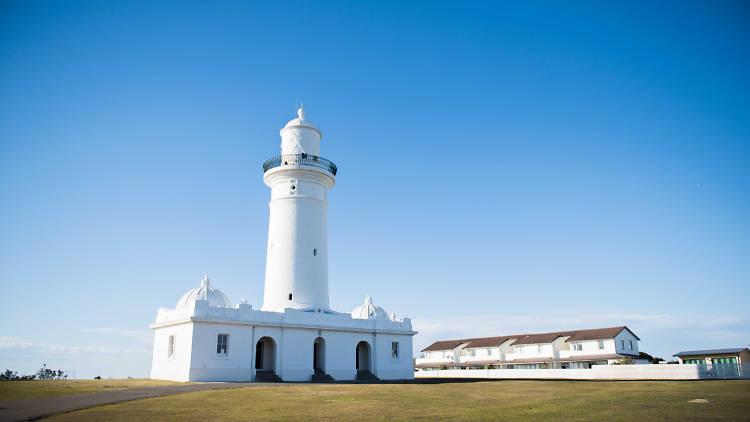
176,275,232,308
280,105,322,137
351,295,389,320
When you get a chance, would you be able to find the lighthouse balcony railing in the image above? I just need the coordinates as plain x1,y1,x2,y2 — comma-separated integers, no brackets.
262,154,337,176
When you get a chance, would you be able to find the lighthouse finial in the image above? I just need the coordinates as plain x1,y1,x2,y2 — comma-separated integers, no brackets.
297,103,306,120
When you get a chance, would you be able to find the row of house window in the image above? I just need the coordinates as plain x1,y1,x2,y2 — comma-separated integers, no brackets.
684,358,738,366
570,341,606,351
430,339,638,359
167,334,400,360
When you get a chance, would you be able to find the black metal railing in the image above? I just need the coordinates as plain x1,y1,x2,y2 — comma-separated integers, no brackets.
262,153,337,176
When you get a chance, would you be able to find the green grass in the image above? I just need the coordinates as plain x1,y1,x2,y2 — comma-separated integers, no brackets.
43,379,750,421
0,378,186,401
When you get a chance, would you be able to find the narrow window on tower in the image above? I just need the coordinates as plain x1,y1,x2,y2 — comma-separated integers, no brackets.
392,342,400,359
168,335,175,359
288,293,293,300
313,248,317,256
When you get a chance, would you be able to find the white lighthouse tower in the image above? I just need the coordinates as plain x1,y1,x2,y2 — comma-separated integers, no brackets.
150,106,415,383
261,106,337,312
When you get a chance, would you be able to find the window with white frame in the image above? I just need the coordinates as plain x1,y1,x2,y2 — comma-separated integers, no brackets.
217,334,229,356
598,340,604,350
391,342,399,359
487,348,493,356
629,340,633,350
168,335,175,359
572,343,583,351
468,349,476,357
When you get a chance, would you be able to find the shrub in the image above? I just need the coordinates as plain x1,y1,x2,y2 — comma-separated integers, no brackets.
639,351,664,364
36,364,67,380
1,369,20,380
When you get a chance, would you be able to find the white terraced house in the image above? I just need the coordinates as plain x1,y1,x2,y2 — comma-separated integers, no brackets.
416,326,647,370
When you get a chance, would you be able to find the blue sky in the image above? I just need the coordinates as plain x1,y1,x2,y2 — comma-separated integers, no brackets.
1,1,748,378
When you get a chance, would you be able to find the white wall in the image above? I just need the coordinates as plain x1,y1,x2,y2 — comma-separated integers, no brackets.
416,364,750,380
374,333,414,380
150,323,194,382
188,323,254,382
614,329,639,355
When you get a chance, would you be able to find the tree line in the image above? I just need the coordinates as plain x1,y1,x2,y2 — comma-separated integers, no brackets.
1,364,68,381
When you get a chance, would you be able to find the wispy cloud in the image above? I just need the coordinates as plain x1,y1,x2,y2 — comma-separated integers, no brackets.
80,328,117,333
0,336,150,356
80,328,152,344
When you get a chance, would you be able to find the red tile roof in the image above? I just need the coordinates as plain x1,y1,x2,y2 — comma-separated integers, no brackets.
510,332,565,345
566,326,640,342
421,326,637,351
421,339,468,352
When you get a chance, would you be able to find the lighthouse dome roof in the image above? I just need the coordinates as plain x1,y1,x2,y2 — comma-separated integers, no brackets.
176,276,232,308
280,105,322,137
351,295,388,320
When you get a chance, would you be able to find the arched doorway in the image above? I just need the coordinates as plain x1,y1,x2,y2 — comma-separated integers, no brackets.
356,341,371,372
255,337,276,372
313,337,325,372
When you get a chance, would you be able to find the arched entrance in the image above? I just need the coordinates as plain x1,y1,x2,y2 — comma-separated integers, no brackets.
255,337,276,372
313,337,325,372
356,341,371,372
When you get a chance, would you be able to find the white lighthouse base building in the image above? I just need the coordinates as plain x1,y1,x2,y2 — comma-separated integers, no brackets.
150,278,415,382
150,107,415,382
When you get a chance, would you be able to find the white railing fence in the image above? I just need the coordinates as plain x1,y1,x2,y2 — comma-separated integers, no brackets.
415,363,750,380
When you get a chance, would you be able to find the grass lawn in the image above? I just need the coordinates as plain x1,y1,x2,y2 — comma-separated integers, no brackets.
0,378,186,401
43,379,750,421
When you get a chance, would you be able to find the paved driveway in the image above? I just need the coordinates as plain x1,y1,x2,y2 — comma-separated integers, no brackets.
0,382,271,421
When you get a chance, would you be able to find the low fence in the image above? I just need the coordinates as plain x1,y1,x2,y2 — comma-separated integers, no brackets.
415,363,750,380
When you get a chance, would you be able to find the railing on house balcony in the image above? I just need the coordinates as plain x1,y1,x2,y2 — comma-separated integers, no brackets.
262,153,337,176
